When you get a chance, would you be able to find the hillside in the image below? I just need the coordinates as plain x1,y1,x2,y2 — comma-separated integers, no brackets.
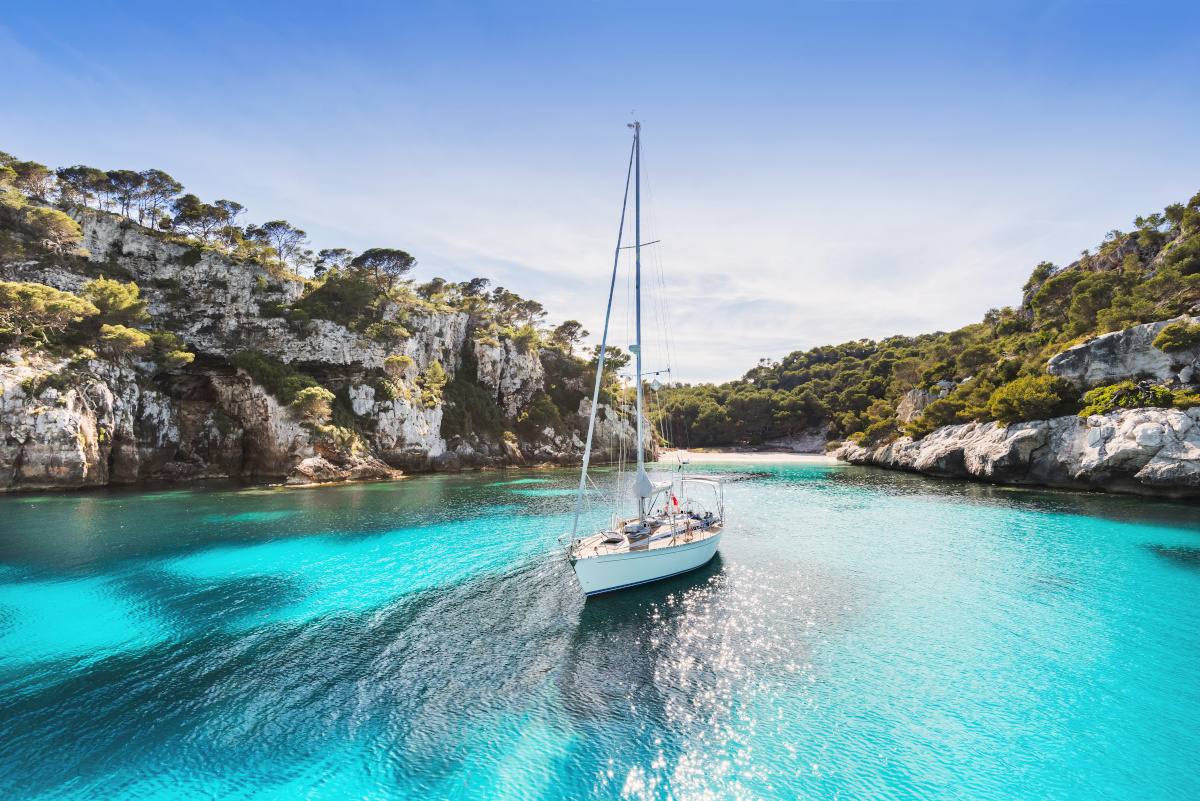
0,150,649,490
653,192,1200,451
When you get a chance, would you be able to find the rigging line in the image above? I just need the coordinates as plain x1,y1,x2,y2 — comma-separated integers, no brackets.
643,149,689,453
571,134,635,541
637,147,681,440
642,148,684,423
637,144,677,379
618,240,660,250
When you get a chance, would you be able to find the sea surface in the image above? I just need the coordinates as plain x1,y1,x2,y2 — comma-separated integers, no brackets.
1,460,1199,800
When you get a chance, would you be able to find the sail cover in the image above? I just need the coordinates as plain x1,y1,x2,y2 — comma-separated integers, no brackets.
634,468,672,500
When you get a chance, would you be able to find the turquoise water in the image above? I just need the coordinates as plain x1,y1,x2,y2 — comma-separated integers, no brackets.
2,462,1199,800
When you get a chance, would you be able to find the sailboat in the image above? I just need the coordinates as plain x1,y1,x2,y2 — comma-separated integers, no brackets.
562,122,726,596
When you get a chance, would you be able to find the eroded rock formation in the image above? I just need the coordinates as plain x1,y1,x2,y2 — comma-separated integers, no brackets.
1048,316,1200,389
834,407,1200,498
1,212,655,491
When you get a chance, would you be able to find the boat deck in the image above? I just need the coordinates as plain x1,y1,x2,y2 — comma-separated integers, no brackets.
572,517,723,560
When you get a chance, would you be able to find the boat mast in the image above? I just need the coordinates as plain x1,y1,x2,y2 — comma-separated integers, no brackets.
570,130,636,541
634,121,645,523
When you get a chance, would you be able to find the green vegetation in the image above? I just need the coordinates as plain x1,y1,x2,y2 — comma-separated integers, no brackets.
517,391,562,434
98,324,151,357
230,349,321,405
80,277,148,326
1078,382,1176,417
439,346,506,439
657,188,1200,446
985,375,1080,425
417,361,448,408
1152,322,1200,353
384,355,414,378
147,330,195,369
0,281,98,344
292,386,335,420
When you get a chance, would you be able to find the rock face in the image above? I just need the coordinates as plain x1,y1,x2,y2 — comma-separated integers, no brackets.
473,340,544,418
0,210,657,491
1047,316,1200,389
896,388,937,423
834,407,1200,498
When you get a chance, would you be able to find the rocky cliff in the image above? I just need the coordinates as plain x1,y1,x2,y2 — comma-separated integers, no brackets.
834,407,1200,498
0,211,655,491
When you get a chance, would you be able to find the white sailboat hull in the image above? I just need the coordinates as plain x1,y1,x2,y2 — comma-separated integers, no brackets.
571,530,722,596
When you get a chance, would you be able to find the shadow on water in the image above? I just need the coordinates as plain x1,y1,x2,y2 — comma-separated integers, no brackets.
1144,544,1200,569
0,537,839,798
825,463,1200,534
119,570,308,633
0,555,583,796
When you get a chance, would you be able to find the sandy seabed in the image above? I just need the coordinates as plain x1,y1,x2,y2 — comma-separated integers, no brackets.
655,450,836,464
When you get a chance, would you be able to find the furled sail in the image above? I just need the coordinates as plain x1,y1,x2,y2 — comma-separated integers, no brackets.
634,468,672,500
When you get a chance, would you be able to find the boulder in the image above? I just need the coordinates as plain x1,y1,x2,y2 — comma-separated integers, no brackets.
896,388,937,423
1047,316,1200,389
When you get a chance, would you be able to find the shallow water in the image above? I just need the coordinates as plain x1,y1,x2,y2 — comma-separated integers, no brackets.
1,462,1199,800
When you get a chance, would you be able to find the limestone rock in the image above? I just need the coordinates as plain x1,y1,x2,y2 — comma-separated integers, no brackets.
834,407,1200,498
285,455,401,485
474,339,544,418
896,388,937,423
1047,316,1200,389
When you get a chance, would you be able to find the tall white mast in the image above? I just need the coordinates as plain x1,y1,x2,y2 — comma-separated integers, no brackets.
634,121,645,522
570,133,635,540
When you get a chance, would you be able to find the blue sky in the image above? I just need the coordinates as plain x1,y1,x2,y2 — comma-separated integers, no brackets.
3,1,1200,382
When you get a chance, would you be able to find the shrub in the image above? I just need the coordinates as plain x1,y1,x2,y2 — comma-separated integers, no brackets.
1163,234,1200,277
417,361,448,408
0,281,98,343
920,361,954,388
366,321,410,342
99,324,152,357
230,349,321,404
1151,322,1200,353
1078,381,1174,417
517,391,561,434
1023,261,1055,292
25,207,84,253
81,278,148,326
0,231,25,264
862,418,901,448
904,395,968,439
956,344,994,375
441,378,505,438
1174,390,1200,410
384,354,414,378
512,324,540,353
995,317,1031,337
294,270,380,326
986,374,1080,424
21,370,74,398
292,386,335,420
148,330,194,369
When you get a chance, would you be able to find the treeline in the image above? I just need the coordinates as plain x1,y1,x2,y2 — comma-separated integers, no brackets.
1,149,321,274
0,144,611,447
654,191,1200,448
0,144,595,355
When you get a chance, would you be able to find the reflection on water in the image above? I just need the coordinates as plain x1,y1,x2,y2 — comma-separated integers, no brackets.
1,463,1199,799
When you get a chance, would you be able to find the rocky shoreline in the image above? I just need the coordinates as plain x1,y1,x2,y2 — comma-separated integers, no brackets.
0,211,654,492
834,407,1200,499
